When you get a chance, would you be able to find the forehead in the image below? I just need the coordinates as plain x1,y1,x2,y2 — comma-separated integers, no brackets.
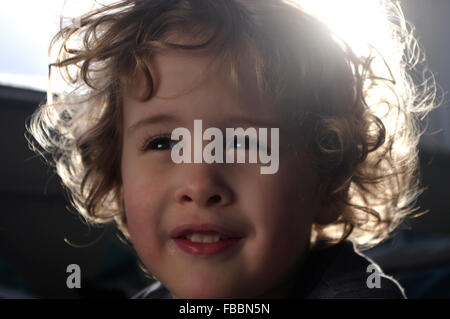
122,47,281,129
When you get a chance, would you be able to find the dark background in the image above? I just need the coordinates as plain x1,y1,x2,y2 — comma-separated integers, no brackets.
0,0,449,298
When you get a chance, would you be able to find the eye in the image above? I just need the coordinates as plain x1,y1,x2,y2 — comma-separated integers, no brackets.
230,136,258,150
142,134,179,151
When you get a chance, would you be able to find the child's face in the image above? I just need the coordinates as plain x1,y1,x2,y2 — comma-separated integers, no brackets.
121,46,324,298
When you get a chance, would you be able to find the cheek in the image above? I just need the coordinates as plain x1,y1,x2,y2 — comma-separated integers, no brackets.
254,165,316,224
252,188,312,255
122,179,168,269
244,158,318,262
122,147,162,220
122,183,151,247
121,157,165,254
122,177,167,229
123,183,148,229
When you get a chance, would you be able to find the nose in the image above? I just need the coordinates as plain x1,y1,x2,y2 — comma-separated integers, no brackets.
174,163,234,208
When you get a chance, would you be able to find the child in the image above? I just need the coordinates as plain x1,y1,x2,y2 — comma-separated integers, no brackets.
28,0,434,298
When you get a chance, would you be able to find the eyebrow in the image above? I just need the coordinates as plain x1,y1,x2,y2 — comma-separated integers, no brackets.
126,113,279,137
224,116,279,130
127,114,181,137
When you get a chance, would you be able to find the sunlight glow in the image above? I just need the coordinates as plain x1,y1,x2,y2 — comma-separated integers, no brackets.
295,0,394,58
294,0,408,145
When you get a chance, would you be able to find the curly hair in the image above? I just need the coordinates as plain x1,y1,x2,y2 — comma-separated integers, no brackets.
27,0,435,249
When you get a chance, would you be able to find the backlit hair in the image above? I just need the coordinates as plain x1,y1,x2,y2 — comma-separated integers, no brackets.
27,0,436,249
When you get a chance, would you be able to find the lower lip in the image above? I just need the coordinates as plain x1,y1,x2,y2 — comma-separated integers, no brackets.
173,238,242,256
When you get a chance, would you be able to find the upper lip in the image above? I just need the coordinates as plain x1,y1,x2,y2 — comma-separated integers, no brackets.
170,223,243,239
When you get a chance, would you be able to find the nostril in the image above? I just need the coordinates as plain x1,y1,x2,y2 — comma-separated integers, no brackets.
182,195,192,202
207,195,221,205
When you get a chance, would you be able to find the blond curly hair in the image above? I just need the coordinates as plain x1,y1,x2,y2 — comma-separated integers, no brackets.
27,0,435,249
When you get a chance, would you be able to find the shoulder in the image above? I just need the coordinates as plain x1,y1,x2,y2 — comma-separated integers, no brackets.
303,241,406,299
132,281,172,299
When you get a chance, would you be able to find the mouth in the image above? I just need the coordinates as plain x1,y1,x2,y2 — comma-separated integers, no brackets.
170,223,244,256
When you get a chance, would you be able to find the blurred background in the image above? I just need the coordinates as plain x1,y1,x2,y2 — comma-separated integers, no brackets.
0,0,449,298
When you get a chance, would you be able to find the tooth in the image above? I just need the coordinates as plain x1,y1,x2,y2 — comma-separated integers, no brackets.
204,234,220,243
186,233,221,243
187,234,202,242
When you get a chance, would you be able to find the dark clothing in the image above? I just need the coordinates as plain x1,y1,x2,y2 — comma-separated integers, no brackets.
133,241,406,299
